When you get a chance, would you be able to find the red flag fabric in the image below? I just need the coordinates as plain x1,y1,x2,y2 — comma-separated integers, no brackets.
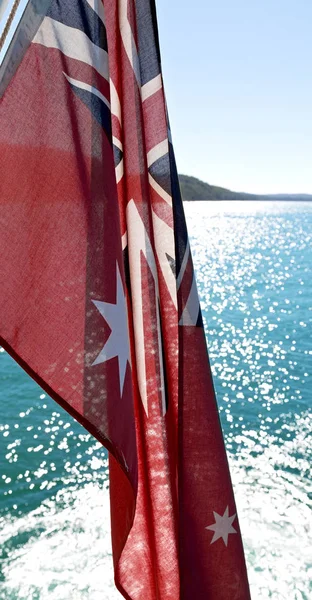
0,1,251,598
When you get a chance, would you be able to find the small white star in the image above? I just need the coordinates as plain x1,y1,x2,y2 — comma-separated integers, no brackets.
206,506,237,546
92,263,131,397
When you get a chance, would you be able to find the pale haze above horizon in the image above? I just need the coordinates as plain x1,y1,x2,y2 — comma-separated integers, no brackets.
1,0,312,194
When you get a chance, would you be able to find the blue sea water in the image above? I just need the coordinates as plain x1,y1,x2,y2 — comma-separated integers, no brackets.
0,201,311,599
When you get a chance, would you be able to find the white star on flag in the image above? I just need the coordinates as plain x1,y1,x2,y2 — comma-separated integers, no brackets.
92,263,131,397
206,506,237,546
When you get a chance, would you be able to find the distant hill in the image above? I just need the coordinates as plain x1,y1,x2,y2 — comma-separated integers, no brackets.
179,174,312,201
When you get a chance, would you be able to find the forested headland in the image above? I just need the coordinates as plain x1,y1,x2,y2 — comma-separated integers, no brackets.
179,174,312,201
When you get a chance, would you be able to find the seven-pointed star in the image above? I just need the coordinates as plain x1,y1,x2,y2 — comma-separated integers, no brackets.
206,506,237,546
91,263,131,397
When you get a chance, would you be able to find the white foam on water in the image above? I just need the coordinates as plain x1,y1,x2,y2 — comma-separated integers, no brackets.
229,416,312,599
0,483,121,600
1,432,311,600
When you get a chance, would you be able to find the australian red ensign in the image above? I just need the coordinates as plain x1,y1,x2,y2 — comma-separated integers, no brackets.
0,1,251,598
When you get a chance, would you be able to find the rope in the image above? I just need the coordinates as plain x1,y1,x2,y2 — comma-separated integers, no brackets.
0,0,23,52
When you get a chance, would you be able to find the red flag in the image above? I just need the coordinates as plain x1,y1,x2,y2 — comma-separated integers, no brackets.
0,1,251,598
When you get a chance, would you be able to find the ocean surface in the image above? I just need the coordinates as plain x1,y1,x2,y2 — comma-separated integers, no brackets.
0,201,311,599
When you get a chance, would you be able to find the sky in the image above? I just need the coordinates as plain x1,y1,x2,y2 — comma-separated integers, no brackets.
1,0,312,194
156,0,312,194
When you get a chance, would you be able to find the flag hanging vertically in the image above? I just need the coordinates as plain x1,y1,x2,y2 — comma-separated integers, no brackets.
0,1,251,598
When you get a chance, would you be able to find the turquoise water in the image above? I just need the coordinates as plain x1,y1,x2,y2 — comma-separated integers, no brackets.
0,201,311,599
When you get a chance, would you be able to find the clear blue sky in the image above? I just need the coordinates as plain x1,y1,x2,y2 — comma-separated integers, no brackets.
1,0,312,193
156,0,312,194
